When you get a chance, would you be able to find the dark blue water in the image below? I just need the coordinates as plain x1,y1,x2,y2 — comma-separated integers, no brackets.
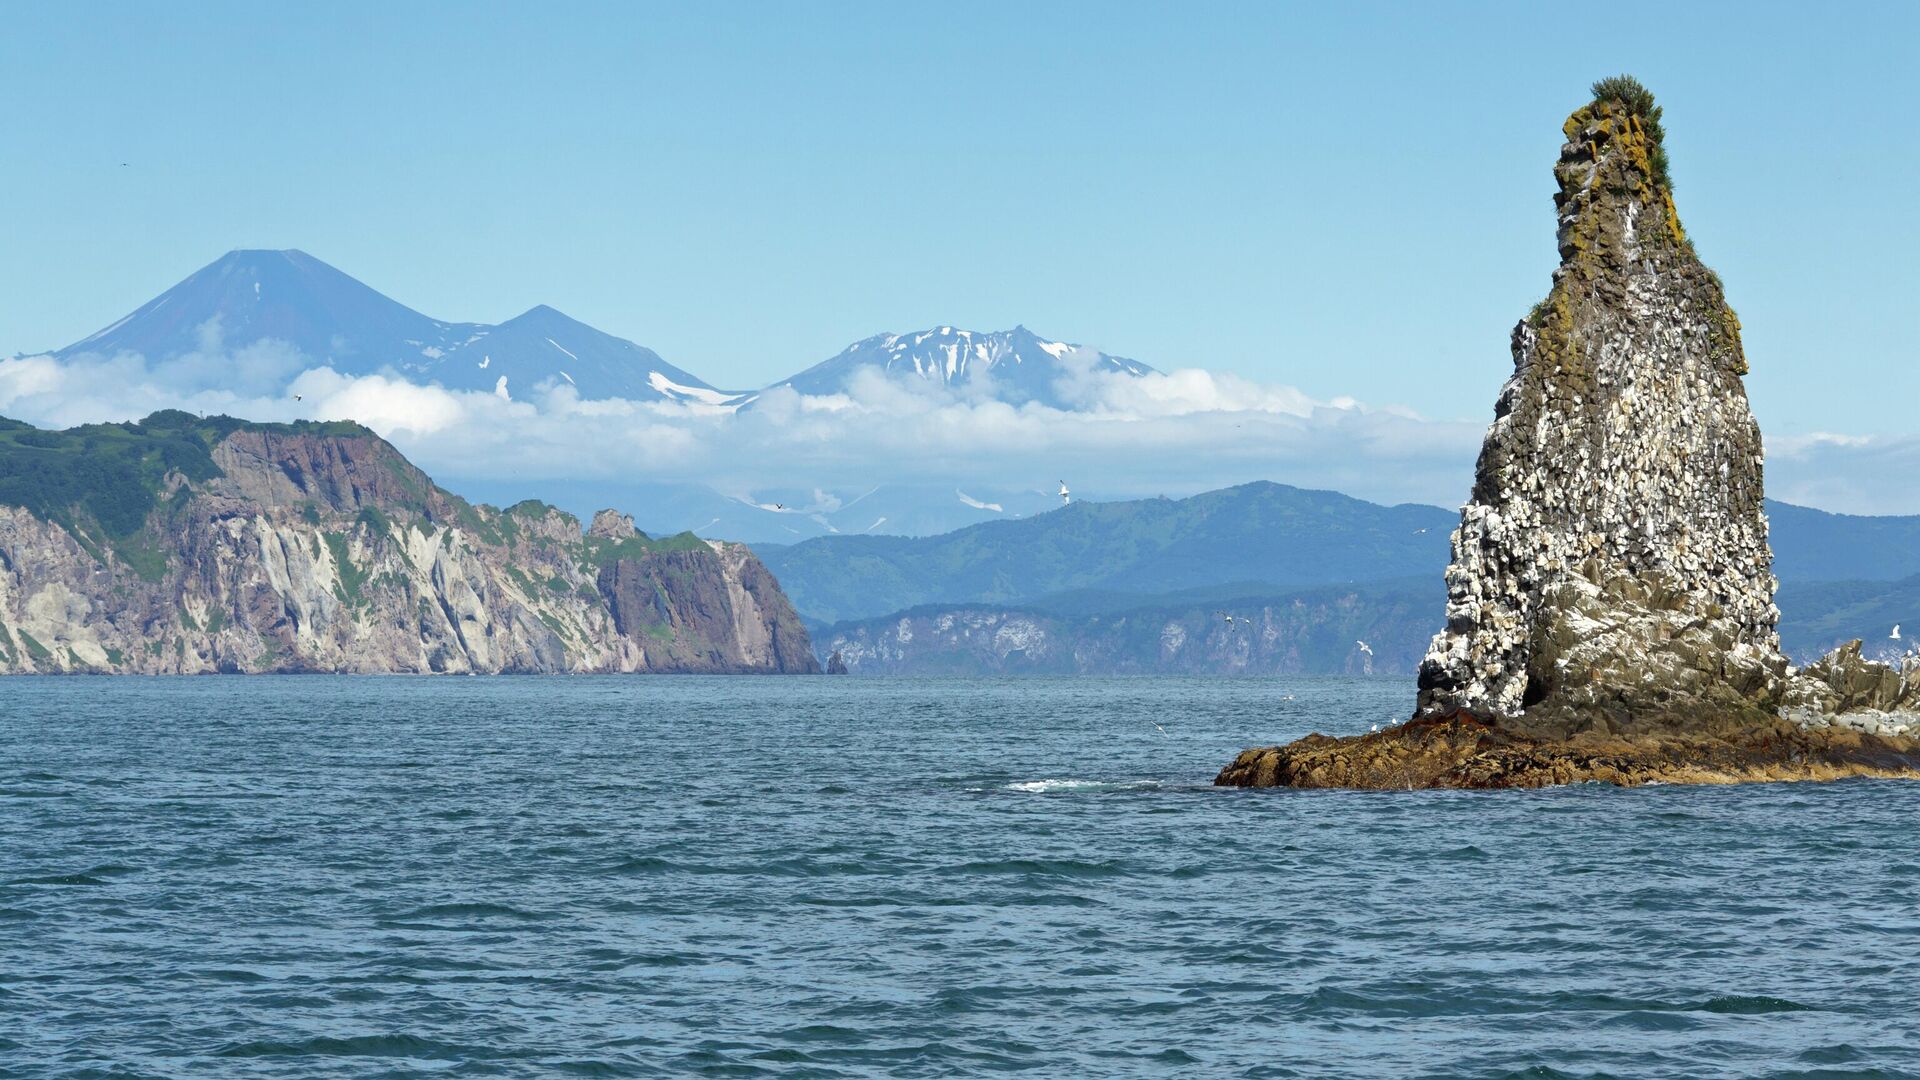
4,676,1919,1078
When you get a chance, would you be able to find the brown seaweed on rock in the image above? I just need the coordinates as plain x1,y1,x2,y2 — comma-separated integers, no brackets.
1217,711,1920,790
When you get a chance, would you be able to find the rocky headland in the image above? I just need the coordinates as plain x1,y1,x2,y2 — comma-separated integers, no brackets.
0,411,817,673
1219,78,1920,788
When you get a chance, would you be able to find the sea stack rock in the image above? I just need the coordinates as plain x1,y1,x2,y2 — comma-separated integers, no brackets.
1416,77,1784,731
1217,78,1920,788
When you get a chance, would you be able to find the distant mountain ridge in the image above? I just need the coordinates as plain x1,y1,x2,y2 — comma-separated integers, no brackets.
762,325,1153,410
814,577,1442,676
47,251,1154,413
55,250,734,406
1764,500,1920,583
751,482,1920,674
755,481,1459,625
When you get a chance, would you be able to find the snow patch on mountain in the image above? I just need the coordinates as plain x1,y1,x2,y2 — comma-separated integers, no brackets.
956,490,1004,513
764,325,1155,410
647,371,750,412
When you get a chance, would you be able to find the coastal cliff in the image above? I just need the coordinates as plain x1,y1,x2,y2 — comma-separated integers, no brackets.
812,582,1437,675
1219,78,1920,788
0,411,817,674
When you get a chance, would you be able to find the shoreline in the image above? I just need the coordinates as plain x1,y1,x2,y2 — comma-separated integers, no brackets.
1217,711,1920,790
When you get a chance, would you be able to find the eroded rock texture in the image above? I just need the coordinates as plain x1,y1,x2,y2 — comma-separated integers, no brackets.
1220,80,1920,787
0,419,818,674
1416,94,1782,728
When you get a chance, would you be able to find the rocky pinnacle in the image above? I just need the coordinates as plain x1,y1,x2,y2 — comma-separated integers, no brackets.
1218,79,1920,787
1415,79,1784,729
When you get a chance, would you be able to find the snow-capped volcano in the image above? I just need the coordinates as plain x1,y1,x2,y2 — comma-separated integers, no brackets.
53,250,739,405
44,254,1157,414
766,325,1154,409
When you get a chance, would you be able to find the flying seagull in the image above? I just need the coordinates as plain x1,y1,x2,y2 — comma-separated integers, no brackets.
1894,625,1903,641
1058,481,1070,507
1356,640,1374,656
293,394,302,401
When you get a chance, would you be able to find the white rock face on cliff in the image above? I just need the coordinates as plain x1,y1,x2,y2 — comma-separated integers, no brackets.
0,416,818,675
1415,86,1785,727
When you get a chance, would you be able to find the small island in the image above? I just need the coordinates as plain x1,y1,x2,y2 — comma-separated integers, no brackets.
1219,78,1920,788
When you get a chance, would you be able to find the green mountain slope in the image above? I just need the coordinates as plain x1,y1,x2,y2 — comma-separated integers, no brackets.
768,482,1920,674
1777,575,1920,662
755,482,1457,624
1766,501,1920,582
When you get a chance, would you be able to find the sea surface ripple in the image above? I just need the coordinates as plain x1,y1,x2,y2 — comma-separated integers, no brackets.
4,675,1919,1078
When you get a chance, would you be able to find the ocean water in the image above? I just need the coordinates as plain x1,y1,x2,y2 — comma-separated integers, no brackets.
4,676,1919,1079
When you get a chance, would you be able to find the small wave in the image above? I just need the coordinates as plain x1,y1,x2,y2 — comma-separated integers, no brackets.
1797,1043,1866,1065
935,985,1085,1012
217,1033,478,1059
997,891,1103,908
775,1024,864,1044
947,858,1127,879
392,901,553,922
602,856,684,875
1696,994,1813,1014
7,873,108,887
1597,1009,1702,1032
625,952,700,968
194,968,269,983
1004,778,1161,794
1092,1047,1201,1065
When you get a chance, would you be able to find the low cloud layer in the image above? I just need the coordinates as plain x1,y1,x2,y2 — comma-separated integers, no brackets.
3,343,1916,516
1767,433,1920,516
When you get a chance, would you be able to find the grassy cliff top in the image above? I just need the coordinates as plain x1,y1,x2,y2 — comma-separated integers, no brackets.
0,410,699,575
0,411,380,543
1584,74,1671,188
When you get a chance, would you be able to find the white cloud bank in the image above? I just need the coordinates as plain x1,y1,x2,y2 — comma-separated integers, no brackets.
1767,433,1920,516
4,342,1916,516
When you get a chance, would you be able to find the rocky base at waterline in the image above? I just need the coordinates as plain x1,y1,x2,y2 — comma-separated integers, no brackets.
1216,709,1920,790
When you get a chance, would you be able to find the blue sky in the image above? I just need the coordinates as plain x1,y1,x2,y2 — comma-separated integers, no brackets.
2,0,1915,444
